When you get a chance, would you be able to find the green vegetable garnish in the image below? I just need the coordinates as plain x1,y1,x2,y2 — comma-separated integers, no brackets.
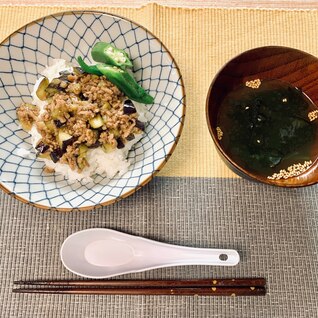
77,57,154,104
91,42,133,70
96,64,154,104
77,57,102,76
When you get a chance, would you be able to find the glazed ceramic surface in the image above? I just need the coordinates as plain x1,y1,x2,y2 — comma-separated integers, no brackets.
60,229,240,278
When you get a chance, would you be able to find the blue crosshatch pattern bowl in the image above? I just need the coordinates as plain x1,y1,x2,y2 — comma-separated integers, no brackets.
0,11,185,211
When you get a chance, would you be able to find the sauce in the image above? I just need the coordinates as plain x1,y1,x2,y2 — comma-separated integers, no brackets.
217,79,318,179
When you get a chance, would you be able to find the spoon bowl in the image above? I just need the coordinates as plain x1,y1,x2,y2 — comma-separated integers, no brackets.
60,228,240,278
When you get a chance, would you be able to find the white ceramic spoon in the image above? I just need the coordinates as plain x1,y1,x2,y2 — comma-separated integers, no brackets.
60,228,240,278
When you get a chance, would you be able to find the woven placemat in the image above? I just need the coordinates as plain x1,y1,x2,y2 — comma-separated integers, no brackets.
3,4,318,178
1,177,318,317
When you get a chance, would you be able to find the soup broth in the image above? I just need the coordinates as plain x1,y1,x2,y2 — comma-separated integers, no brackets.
217,79,318,179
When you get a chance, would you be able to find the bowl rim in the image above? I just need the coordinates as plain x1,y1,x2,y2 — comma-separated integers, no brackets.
205,45,318,188
0,10,186,211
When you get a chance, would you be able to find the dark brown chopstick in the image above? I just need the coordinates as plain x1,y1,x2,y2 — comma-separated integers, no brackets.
13,278,266,296
14,278,266,288
13,286,265,296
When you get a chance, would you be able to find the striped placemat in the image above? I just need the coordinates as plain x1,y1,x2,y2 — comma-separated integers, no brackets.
3,4,318,178
0,4,318,318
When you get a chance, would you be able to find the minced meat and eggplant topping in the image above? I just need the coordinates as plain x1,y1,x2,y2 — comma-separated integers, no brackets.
16,42,154,173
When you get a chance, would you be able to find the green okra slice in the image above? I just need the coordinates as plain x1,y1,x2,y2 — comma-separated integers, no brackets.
91,42,133,70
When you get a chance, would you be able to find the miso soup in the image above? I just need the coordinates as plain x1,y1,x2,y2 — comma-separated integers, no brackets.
217,79,318,179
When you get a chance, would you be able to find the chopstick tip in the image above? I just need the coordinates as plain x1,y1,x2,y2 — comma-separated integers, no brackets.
12,288,22,293
13,281,24,285
13,280,44,285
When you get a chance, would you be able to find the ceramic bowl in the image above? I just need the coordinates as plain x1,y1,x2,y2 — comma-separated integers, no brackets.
0,11,185,210
206,46,318,187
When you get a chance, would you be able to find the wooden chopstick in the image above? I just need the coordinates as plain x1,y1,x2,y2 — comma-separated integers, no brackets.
13,286,266,296
13,278,266,296
14,278,266,288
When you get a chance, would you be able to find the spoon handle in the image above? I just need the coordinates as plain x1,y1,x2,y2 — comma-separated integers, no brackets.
146,246,240,267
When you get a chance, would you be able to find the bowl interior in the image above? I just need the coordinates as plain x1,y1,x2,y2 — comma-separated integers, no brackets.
0,11,185,210
206,46,318,187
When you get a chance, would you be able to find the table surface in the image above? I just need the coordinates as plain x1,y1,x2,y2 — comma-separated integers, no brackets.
0,0,317,8
0,2,318,318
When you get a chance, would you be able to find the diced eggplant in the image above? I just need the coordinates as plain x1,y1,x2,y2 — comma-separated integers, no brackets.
59,81,68,89
78,144,88,156
36,77,49,100
116,138,125,149
45,120,57,132
123,99,136,115
44,78,68,97
78,92,88,101
77,144,88,170
50,78,61,86
103,143,115,153
57,76,69,84
89,115,104,129
73,67,84,75
54,119,65,128
49,77,71,89
35,141,49,154
77,160,87,170
109,128,120,138
59,70,72,76
102,102,111,110
45,87,60,98
37,152,51,160
126,133,135,141
69,103,79,112
58,131,74,151
50,148,63,163
135,119,145,131
88,141,102,148
62,139,75,152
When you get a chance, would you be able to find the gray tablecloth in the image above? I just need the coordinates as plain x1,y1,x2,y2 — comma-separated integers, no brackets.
1,176,318,317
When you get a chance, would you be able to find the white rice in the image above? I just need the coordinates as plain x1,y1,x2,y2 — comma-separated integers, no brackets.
30,59,148,183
